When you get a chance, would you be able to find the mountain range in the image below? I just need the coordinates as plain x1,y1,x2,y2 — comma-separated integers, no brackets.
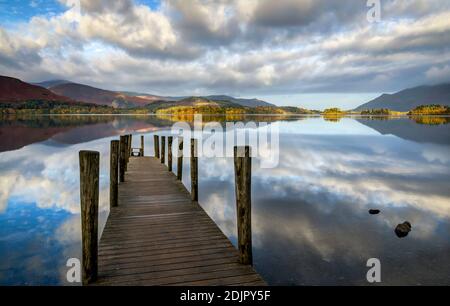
49,83,156,108
2,75,450,111
0,76,275,109
38,79,275,108
355,83,450,111
32,80,71,89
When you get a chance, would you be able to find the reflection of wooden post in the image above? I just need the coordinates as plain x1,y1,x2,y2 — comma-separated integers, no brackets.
190,139,198,202
119,136,126,182
154,135,160,159
234,146,252,266
177,137,183,181
168,136,173,172
79,150,99,285
110,140,119,208
140,135,144,157
161,136,166,164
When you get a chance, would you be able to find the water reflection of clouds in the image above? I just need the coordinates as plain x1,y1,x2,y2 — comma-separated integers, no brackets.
201,132,450,225
0,140,112,214
0,202,72,285
0,137,113,285
0,117,449,285
198,128,450,285
277,118,381,135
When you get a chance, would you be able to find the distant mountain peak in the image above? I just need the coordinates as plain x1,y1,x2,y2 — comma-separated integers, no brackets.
33,80,72,89
355,83,450,112
0,75,73,103
48,82,153,108
205,95,275,107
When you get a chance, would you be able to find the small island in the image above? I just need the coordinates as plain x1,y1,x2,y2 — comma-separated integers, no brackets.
323,108,347,115
360,108,404,116
408,105,450,115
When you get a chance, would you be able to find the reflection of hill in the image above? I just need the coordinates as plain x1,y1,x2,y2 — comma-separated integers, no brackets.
0,114,308,153
0,115,111,152
0,115,174,153
357,118,450,145
50,116,174,144
0,124,69,153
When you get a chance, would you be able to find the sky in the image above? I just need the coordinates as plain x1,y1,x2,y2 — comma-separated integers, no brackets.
0,0,449,109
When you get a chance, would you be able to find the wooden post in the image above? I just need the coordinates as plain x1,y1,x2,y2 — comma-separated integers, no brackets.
119,136,126,182
168,136,173,172
154,135,160,159
161,136,166,164
140,135,144,157
190,139,198,202
110,140,119,208
234,146,252,266
128,134,132,159
124,135,129,171
79,150,99,285
177,137,183,181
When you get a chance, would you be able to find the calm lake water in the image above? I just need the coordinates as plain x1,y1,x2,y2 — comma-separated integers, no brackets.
0,115,449,285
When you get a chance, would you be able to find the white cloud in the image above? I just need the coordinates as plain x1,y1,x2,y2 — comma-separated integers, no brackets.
426,65,450,82
0,0,449,96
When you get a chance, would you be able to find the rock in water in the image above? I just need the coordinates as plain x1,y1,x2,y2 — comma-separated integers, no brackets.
369,209,380,215
395,221,412,238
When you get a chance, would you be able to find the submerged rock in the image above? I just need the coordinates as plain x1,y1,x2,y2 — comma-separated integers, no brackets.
395,221,412,238
369,209,380,215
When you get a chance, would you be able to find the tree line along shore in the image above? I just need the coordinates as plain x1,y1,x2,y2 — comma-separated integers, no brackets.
0,100,449,116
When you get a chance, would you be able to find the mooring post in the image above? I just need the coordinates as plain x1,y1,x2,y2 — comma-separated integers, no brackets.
177,137,183,181
234,146,252,266
128,134,133,159
190,138,198,202
119,136,126,182
140,135,144,157
154,135,160,159
124,135,129,172
161,136,166,164
79,150,99,285
110,140,119,208
168,136,173,172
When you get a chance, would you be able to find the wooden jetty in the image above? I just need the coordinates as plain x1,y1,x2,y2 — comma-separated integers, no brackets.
78,135,265,286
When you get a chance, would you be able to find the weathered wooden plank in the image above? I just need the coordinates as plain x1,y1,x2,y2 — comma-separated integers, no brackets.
100,226,225,241
96,267,258,286
100,257,239,277
99,229,226,245
99,252,238,271
97,263,254,284
99,237,233,254
181,274,266,287
98,233,228,250
96,156,265,286
101,221,216,232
